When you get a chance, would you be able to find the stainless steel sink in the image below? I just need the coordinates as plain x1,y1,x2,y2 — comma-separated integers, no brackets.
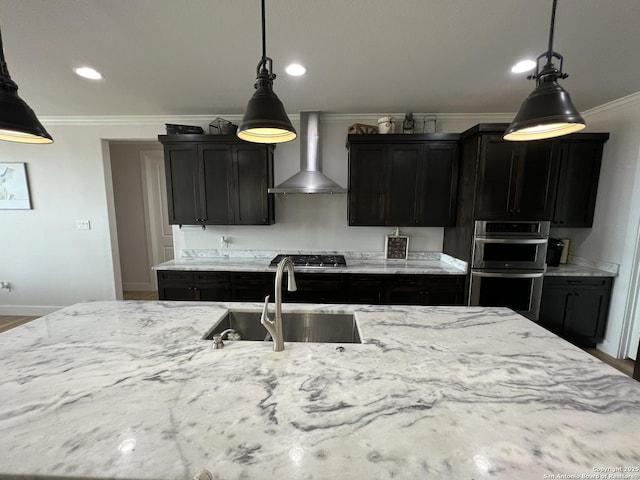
205,310,361,344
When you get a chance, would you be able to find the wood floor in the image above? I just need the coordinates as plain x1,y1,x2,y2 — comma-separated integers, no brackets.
122,290,159,300
584,348,635,377
0,294,637,380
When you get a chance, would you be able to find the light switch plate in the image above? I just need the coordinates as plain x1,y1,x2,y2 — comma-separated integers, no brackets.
76,220,91,230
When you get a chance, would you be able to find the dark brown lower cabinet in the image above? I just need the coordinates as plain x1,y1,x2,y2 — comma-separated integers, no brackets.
157,271,231,301
538,276,613,347
231,272,273,301
157,270,465,306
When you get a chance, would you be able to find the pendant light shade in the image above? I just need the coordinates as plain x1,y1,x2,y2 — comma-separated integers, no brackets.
504,0,584,141
237,0,296,144
0,27,52,144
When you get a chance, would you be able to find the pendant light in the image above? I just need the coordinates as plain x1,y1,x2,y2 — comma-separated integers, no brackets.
237,0,297,144
0,26,52,144
504,0,585,141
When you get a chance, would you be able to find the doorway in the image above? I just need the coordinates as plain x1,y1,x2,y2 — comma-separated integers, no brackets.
109,142,173,296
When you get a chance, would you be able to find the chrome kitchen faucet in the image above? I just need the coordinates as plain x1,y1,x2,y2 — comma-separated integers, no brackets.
261,256,297,351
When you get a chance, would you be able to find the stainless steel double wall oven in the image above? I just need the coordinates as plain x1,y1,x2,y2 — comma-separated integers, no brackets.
469,220,550,320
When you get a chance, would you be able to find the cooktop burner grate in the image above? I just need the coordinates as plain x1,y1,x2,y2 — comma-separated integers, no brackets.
269,254,347,267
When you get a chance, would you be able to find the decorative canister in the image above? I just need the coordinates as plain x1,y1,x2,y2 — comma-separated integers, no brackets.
423,115,436,133
378,116,395,134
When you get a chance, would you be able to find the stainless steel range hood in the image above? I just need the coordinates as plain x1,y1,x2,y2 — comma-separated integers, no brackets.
268,111,346,194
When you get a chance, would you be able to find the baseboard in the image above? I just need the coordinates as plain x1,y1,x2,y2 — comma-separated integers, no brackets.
0,305,63,316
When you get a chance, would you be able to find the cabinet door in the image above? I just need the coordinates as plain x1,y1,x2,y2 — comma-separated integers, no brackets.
284,274,346,303
387,144,420,225
195,272,231,301
348,275,384,304
415,143,458,226
564,288,610,343
513,140,555,220
157,271,197,300
475,136,517,219
539,284,571,335
552,141,603,227
234,145,272,225
164,144,200,225
231,272,274,301
423,275,465,305
540,277,612,347
383,275,424,305
348,145,389,225
200,145,233,224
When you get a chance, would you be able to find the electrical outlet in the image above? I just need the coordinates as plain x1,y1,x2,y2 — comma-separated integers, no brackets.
1,282,11,292
76,220,91,230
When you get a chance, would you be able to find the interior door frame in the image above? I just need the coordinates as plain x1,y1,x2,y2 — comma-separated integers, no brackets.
140,149,174,289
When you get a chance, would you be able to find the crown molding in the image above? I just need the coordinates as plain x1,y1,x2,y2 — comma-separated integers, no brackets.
35,91,640,127
583,91,640,118
39,112,515,126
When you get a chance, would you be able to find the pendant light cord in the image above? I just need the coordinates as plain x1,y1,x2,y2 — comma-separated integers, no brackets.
255,0,274,82
546,0,558,64
261,0,266,60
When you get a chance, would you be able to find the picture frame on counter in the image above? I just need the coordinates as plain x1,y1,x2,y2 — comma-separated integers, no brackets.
0,163,32,210
385,234,409,260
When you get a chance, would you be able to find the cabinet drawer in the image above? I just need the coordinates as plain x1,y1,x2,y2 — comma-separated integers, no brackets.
195,272,230,284
158,271,193,282
544,276,612,288
232,272,274,284
295,274,344,287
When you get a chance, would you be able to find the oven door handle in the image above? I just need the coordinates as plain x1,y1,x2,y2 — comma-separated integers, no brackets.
474,238,548,244
471,271,545,278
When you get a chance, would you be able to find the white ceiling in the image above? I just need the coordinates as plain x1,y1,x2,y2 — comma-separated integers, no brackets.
1,0,639,117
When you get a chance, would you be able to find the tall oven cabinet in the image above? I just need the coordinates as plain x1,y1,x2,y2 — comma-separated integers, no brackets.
158,134,275,226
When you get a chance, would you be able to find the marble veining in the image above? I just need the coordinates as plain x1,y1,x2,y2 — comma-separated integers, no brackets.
1,301,639,479
545,258,618,277
567,255,619,275
157,250,468,275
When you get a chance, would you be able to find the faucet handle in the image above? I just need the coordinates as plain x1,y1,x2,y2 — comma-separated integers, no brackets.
261,295,274,327
261,295,278,342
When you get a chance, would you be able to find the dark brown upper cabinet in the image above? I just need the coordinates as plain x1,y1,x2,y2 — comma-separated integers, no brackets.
158,134,275,226
475,134,556,220
347,134,459,226
551,134,609,228
455,124,608,225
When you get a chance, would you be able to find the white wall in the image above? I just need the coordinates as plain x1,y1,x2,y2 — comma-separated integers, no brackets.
0,121,163,315
554,93,640,357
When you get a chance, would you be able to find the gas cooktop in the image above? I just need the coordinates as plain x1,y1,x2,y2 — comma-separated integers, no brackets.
269,254,347,268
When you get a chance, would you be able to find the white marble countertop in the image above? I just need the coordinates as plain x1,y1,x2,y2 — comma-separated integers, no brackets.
544,264,616,277
153,250,468,275
1,301,639,479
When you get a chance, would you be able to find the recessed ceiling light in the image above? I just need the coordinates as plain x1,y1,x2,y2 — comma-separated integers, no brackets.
285,63,306,76
74,66,103,80
511,59,536,74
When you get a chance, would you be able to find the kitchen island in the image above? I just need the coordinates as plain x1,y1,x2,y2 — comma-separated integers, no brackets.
1,301,639,479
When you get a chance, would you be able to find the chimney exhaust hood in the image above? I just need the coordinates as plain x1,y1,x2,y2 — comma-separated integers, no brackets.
268,111,346,194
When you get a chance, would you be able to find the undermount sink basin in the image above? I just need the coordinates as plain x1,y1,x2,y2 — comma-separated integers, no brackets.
205,309,361,344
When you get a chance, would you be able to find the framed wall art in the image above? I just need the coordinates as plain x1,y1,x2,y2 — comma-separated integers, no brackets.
0,163,32,209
